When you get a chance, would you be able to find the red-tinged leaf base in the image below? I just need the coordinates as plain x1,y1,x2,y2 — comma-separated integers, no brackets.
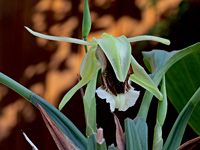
113,113,126,150
36,102,79,150
177,136,200,150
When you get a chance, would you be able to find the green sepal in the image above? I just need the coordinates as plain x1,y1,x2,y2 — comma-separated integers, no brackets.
84,72,98,136
59,46,100,110
93,33,131,82
129,56,163,100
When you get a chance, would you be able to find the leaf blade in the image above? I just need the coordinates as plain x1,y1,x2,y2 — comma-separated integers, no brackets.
163,87,200,150
113,114,125,150
37,102,79,150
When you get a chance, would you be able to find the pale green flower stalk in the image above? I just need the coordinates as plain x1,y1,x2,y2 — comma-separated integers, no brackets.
25,27,170,112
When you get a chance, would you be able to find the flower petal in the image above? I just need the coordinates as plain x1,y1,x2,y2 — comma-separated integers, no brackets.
25,27,95,46
80,45,101,79
128,35,170,45
83,71,98,136
59,47,101,110
59,79,88,110
116,87,140,111
96,86,140,112
129,56,163,100
96,87,116,112
93,33,131,82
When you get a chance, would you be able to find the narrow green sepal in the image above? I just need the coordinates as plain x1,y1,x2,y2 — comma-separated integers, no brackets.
128,35,170,45
129,56,163,100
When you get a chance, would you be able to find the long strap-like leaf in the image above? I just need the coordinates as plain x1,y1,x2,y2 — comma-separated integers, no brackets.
0,72,87,150
163,87,200,150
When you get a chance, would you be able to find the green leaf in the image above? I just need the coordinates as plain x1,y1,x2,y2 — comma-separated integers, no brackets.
166,51,200,135
163,87,200,150
141,43,200,133
87,134,97,150
137,42,200,121
37,102,79,150
108,146,118,150
133,117,148,150
94,33,131,82
143,50,177,75
125,118,142,150
0,72,87,150
84,73,98,136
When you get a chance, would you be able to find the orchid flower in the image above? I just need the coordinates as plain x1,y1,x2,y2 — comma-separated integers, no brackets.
25,27,170,112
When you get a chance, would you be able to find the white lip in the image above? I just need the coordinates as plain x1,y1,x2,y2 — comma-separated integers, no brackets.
96,85,140,112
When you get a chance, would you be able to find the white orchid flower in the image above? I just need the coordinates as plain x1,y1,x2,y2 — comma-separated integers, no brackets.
25,27,170,112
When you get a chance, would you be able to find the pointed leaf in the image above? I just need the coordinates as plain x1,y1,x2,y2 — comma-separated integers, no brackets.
130,56,162,100
133,117,148,150
125,118,142,150
0,73,87,149
163,87,200,150
143,50,177,75
177,136,200,150
113,114,125,150
87,134,97,150
94,33,131,82
37,102,79,150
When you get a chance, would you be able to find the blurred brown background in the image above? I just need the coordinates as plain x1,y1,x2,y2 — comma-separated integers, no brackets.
0,0,200,149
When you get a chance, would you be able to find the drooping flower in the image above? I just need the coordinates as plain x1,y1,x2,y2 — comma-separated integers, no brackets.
25,27,170,112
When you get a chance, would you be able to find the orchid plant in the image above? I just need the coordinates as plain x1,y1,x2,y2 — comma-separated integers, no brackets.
25,27,169,112
0,0,200,150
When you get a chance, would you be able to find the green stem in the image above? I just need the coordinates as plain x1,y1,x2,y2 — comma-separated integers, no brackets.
83,37,88,53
